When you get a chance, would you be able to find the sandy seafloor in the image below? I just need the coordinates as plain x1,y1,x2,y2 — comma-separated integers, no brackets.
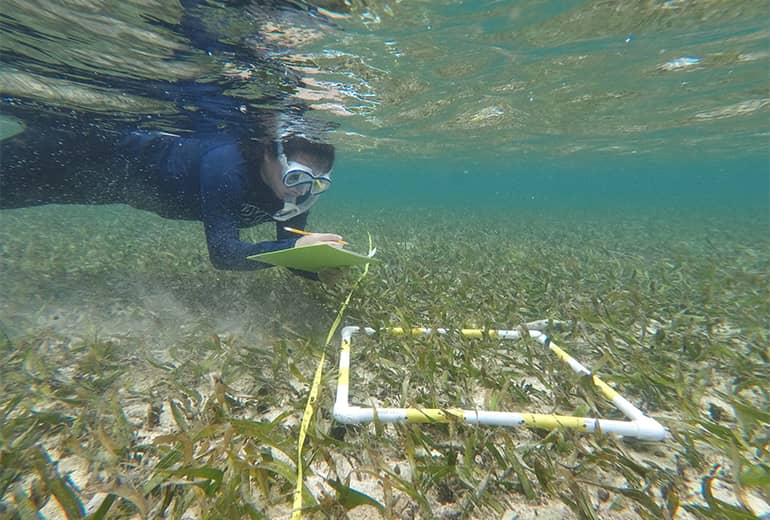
0,200,768,519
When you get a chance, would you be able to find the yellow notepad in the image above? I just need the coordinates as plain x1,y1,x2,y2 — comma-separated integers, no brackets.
248,243,377,272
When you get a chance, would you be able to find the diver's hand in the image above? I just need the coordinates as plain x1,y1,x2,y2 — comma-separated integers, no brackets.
295,233,344,249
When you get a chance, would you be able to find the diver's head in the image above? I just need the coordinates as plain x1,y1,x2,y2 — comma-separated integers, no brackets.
262,136,335,221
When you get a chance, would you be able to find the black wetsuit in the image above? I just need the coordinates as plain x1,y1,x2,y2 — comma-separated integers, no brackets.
0,125,309,272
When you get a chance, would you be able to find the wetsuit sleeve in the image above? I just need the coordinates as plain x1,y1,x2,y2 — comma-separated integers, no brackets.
199,143,298,271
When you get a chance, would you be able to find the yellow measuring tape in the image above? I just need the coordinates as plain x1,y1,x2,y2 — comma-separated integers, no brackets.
291,237,373,519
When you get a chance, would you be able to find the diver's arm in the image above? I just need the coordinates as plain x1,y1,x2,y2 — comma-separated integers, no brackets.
200,144,299,271
203,211,297,271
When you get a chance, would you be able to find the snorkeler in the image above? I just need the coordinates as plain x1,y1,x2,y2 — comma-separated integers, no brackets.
0,123,343,279
0,0,346,280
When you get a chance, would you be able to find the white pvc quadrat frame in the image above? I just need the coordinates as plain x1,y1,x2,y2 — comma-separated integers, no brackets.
332,323,667,441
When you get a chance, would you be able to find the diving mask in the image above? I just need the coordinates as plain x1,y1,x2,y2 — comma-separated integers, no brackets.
272,142,333,221
281,160,332,195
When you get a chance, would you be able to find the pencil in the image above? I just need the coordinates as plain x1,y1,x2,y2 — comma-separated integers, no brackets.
284,226,348,245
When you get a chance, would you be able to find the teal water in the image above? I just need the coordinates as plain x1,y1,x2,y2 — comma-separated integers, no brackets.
332,153,769,216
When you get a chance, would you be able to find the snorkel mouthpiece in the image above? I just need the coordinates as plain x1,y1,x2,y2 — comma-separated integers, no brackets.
273,201,301,222
272,192,321,221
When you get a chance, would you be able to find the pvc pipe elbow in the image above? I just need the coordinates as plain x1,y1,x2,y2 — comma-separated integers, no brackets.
333,404,361,424
341,326,359,339
633,418,668,441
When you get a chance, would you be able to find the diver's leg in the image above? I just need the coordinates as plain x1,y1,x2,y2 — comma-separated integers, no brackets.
0,126,59,208
0,117,122,208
